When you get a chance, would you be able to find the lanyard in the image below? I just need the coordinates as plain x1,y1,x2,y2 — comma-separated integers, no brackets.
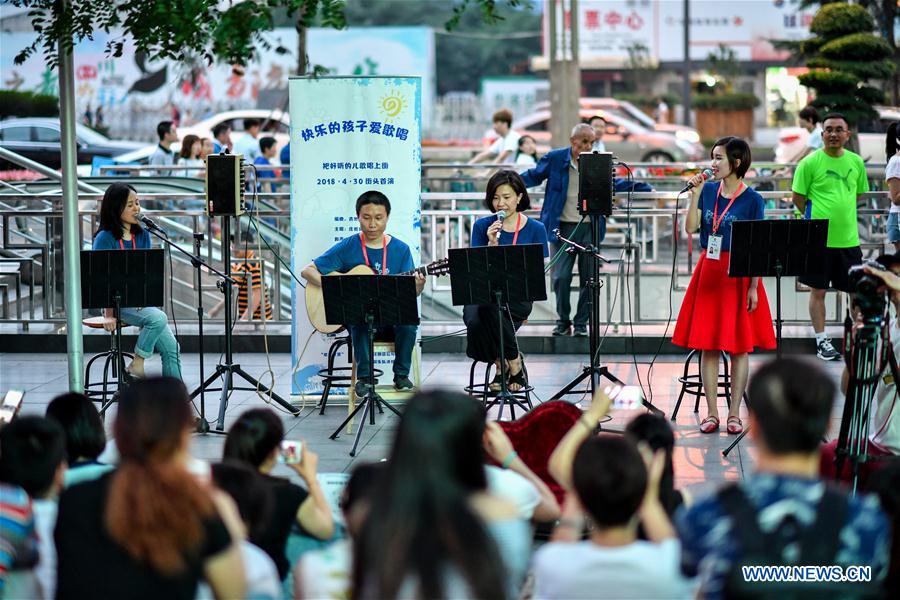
712,182,745,234
118,236,136,250
511,213,522,245
360,233,387,275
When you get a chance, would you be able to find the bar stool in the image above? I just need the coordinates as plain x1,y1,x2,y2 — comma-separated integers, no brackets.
465,359,534,421
83,316,134,417
317,333,385,415
670,349,733,421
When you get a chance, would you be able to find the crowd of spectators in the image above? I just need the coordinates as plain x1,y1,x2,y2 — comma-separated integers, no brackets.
0,353,897,599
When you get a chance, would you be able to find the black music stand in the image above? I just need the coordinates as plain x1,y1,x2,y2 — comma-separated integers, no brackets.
448,243,547,420
81,249,165,414
723,218,829,457
322,274,419,456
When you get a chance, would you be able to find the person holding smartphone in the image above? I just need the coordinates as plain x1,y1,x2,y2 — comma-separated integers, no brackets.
672,137,776,435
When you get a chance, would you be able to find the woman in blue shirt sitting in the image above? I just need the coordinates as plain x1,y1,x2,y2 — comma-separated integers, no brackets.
91,183,182,379
465,170,549,392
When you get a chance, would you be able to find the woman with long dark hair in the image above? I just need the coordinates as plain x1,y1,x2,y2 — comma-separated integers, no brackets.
352,391,530,599
178,133,204,178
54,377,245,599
672,137,776,434
92,182,182,379
464,170,549,392
223,408,334,580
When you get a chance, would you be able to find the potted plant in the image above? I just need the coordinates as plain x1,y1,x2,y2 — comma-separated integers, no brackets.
693,45,760,140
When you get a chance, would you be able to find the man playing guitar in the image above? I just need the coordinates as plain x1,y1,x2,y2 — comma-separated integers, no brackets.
301,190,425,395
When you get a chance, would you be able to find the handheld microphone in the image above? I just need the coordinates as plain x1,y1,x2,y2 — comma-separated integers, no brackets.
678,168,714,194
138,214,163,232
496,210,507,222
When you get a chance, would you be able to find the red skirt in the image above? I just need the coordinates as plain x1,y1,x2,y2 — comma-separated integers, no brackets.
672,251,776,354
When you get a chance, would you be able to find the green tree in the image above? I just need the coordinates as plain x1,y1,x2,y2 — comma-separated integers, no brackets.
790,2,896,124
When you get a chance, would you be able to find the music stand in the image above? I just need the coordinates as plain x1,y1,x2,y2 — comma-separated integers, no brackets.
722,218,829,457
322,274,419,456
81,249,165,414
448,243,547,420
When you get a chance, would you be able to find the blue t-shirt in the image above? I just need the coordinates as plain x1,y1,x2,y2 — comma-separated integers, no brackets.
280,143,290,165
92,228,151,251
697,182,765,251
253,156,276,180
471,215,550,257
314,234,415,276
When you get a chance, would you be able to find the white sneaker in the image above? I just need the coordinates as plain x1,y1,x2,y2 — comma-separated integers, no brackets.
816,338,841,361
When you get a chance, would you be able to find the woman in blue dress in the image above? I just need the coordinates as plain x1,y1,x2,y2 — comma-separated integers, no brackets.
464,170,549,392
91,183,182,379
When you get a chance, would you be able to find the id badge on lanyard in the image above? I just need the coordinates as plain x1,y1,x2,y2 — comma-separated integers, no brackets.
707,235,723,260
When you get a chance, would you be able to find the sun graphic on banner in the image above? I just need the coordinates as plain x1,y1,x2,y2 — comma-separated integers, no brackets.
379,93,405,121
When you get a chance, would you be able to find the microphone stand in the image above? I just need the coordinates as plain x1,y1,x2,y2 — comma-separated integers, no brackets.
142,221,239,434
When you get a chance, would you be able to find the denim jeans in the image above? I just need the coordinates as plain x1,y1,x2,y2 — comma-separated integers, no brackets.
349,324,417,380
119,307,182,379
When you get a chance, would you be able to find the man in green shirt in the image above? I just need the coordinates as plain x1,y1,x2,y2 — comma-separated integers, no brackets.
791,113,869,361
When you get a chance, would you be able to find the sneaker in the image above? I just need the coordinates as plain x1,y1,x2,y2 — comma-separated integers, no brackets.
573,325,588,337
816,338,841,361
393,376,414,391
552,323,572,336
354,380,372,396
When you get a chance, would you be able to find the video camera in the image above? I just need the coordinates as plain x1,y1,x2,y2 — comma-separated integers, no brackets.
847,259,888,317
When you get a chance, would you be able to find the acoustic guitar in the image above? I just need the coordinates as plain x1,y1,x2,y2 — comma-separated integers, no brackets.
305,258,450,334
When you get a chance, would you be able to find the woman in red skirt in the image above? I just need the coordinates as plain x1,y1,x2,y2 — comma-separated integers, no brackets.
673,136,776,434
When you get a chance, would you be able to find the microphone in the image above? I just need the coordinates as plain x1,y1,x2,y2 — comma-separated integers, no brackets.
678,168,714,194
496,210,507,222
138,214,163,232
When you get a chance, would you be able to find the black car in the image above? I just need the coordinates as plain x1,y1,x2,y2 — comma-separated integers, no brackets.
0,118,146,171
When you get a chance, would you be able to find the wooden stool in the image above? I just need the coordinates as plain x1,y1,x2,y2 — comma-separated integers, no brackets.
465,359,534,421
83,316,134,417
670,349,733,421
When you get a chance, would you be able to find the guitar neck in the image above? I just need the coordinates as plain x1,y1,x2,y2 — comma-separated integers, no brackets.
399,266,429,277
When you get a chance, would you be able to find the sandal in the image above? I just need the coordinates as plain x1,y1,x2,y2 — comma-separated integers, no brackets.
507,368,528,393
488,371,505,392
699,415,720,434
726,416,743,435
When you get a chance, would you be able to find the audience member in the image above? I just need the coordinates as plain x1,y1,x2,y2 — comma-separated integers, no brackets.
178,133,204,178
209,231,273,321
55,377,246,599
470,108,520,164
867,463,900,598
654,97,670,124
197,462,281,600
625,412,688,517
294,462,385,600
223,408,334,580
0,483,37,596
45,392,113,487
0,416,67,599
211,123,232,154
514,135,538,166
885,121,900,252
280,142,290,165
588,115,606,153
200,137,214,160
233,118,263,162
254,136,280,193
676,358,891,598
788,105,823,163
148,120,178,177
353,391,529,599
540,388,691,599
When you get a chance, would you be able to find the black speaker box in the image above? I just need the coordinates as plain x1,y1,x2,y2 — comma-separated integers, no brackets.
206,154,244,216
578,152,614,217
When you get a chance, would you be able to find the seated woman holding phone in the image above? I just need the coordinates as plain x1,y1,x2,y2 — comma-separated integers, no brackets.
222,408,334,580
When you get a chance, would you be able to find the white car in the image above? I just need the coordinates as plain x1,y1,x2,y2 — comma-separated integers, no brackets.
177,109,291,153
775,106,900,164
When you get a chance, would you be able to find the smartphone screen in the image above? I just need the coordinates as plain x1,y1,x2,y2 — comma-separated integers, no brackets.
278,440,302,464
604,385,644,410
0,390,25,425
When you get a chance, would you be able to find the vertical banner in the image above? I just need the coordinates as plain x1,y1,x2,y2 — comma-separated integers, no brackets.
289,76,422,400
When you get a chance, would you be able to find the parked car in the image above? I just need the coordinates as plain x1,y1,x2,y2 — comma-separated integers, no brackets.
178,109,290,153
774,106,900,164
0,118,145,170
485,109,704,163
533,97,702,144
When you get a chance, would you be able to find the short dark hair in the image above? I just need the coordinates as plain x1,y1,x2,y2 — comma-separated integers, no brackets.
0,416,66,497
876,252,900,271
45,392,106,463
223,408,284,468
572,434,647,528
211,461,273,540
340,461,385,514
156,121,174,141
243,118,261,130
483,170,531,213
798,106,819,124
212,123,231,140
355,190,391,216
588,115,606,126
747,357,835,454
822,112,849,129
258,136,276,154
711,136,752,179
492,109,513,127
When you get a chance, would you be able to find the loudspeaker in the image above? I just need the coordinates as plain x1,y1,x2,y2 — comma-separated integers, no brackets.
206,154,245,216
578,152,614,217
